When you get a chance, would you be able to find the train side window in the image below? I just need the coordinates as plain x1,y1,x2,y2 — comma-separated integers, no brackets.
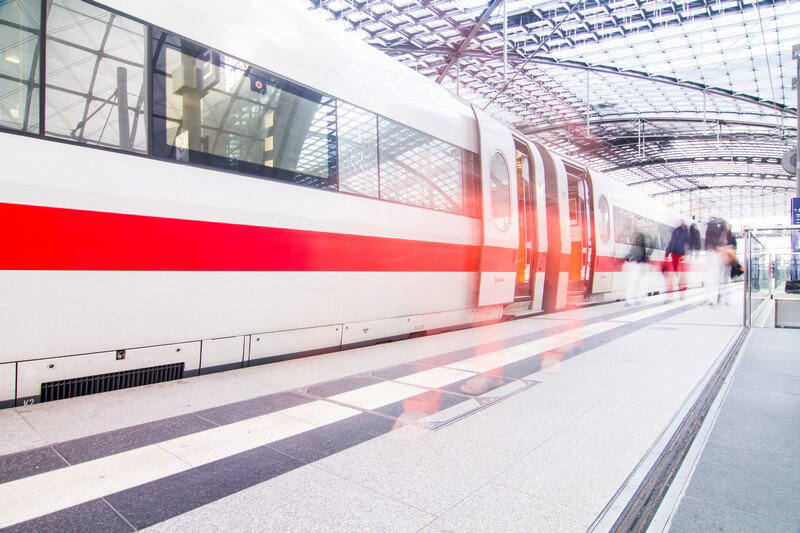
0,0,41,133
151,29,337,189
337,101,378,197
598,195,611,244
44,0,147,152
377,116,464,213
489,151,511,230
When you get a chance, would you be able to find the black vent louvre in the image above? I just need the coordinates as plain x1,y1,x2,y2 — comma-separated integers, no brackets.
40,363,185,403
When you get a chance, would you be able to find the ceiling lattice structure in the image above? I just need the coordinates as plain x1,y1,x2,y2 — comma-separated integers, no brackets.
307,0,799,221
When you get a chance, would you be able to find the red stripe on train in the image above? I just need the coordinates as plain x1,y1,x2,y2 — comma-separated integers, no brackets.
0,203,515,272
595,255,705,273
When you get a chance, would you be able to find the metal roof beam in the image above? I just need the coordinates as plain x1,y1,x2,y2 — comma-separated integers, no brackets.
523,116,798,135
628,172,797,187
607,155,787,172
376,45,797,117
435,0,502,84
651,184,796,197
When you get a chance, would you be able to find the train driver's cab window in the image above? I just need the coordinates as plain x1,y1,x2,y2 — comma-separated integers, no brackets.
489,151,511,230
44,0,147,152
151,29,337,189
0,0,41,133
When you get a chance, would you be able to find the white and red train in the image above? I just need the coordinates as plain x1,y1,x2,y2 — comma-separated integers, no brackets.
0,0,703,406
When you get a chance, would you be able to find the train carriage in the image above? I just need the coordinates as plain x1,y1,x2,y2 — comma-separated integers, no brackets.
0,0,703,407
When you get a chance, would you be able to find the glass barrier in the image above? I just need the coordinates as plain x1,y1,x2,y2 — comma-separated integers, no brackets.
744,227,800,328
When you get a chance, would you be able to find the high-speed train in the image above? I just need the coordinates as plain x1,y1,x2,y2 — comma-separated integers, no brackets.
0,0,704,407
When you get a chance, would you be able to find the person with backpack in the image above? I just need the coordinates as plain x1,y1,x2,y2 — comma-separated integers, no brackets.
665,221,689,302
705,216,728,306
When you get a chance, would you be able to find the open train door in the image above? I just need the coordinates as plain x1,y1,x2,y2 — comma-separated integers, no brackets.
472,106,519,307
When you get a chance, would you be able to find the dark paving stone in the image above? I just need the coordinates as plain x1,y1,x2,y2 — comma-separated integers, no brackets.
669,495,797,533
408,301,670,373
723,385,800,421
743,348,800,363
684,442,800,524
493,355,543,379
374,389,471,419
708,404,800,459
269,411,395,464
738,357,800,378
748,328,800,346
371,363,427,380
3,499,132,533
105,445,303,529
0,446,68,484
195,390,312,425
53,414,215,465
733,369,800,395
417,346,494,369
306,376,383,397
439,375,516,397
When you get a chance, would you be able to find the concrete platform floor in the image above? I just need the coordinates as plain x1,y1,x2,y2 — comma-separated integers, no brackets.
0,285,745,532
662,326,800,533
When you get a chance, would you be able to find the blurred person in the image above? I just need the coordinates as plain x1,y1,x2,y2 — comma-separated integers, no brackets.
624,230,651,306
664,220,689,302
688,217,702,256
704,216,728,306
717,221,738,305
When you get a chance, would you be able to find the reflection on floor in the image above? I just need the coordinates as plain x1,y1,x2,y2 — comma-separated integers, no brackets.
0,285,745,531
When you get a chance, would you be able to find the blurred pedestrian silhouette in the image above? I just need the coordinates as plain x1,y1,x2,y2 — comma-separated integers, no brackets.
624,229,651,306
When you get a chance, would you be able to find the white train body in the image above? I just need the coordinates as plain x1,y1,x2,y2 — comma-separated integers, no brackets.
0,0,703,406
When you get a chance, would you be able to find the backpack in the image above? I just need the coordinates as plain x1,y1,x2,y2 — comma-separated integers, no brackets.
706,220,726,249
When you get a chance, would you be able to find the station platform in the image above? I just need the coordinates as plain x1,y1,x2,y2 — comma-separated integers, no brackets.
0,285,751,531
661,326,800,532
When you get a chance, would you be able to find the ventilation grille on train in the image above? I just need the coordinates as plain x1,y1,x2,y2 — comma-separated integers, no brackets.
40,362,185,403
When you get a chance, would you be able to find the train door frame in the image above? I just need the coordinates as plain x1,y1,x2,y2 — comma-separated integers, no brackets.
471,106,519,308
531,142,570,312
588,170,615,295
513,138,535,303
564,163,596,297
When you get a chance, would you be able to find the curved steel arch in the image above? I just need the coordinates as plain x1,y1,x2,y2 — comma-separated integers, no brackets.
606,155,786,172
524,116,798,135
374,44,798,117
626,172,796,187
651,184,796,197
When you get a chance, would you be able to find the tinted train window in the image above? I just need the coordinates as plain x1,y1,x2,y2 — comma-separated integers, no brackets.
489,151,511,230
44,0,146,152
0,0,41,132
377,117,464,213
337,101,378,197
613,205,673,250
151,29,337,189
598,195,610,244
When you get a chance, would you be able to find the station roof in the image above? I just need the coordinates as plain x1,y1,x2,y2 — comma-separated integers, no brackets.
308,0,799,218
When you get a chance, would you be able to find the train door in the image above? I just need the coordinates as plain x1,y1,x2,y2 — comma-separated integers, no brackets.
471,106,518,307
513,139,534,302
588,171,614,295
565,164,594,298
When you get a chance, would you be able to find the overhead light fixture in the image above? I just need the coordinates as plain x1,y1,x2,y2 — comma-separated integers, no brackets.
5,54,21,64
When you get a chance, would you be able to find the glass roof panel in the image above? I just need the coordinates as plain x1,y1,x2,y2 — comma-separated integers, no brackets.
310,0,797,223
